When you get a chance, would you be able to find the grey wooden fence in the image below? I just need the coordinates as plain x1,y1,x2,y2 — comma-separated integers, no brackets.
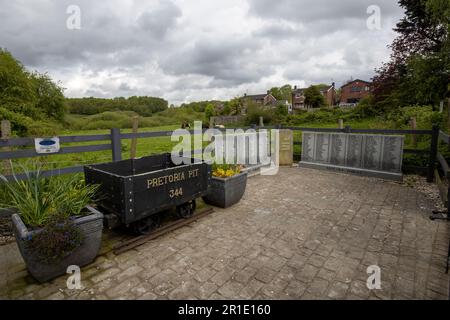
0,126,267,181
0,125,439,182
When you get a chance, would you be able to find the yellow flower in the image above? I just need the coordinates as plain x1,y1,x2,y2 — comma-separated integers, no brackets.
212,164,242,178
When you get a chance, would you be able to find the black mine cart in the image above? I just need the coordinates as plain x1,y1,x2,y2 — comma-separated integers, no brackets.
84,153,212,234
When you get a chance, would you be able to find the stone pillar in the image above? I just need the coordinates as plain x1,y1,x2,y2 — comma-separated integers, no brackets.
279,129,293,166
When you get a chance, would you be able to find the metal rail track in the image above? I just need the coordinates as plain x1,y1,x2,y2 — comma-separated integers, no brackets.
113,207,215,255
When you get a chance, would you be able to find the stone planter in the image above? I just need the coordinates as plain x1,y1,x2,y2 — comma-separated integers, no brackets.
11,206,103,283
203,172,247,208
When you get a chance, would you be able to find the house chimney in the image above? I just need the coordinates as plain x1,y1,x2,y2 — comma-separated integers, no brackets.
332,82,335,88
294,85,297,90
267,90,270,95
244,93,247,97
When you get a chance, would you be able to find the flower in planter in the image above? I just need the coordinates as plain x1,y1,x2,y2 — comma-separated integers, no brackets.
203,164,248,208
212,164,243,178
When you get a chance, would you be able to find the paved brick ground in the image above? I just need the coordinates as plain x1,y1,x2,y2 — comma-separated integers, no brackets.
0,167,449,300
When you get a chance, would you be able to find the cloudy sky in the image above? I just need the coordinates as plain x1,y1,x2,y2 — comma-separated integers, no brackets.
0,0,404,105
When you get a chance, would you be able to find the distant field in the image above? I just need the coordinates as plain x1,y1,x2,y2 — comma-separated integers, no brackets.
65,108,206,131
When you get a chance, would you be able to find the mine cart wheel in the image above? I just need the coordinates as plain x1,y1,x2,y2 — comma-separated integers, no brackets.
176,200,196,219
132,215,161,235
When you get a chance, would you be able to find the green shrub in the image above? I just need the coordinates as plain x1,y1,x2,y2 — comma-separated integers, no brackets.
66,107,207,130
26,121,62,136
245,105,274,125
0,163,99,228
387,105,443,129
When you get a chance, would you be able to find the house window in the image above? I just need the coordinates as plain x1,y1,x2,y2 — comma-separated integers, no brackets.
351,86,362,92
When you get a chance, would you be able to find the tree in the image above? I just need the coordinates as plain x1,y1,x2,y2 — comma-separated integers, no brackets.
205,103,216,120
270,84,292,103
0,49,36,116
31,73,66,121
400,54,449,106
0,49,66,134
66,96,168,116
275,104,288,117
304,86,325,108
229,97,244,115
221,102,231,115
372,0,450,109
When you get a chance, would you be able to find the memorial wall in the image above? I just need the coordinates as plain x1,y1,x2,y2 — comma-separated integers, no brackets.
300,132,404,181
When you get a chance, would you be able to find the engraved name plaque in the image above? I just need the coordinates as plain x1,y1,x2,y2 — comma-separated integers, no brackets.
300,132,404,181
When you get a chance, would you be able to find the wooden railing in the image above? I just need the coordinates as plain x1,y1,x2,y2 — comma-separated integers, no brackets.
0,125,441,182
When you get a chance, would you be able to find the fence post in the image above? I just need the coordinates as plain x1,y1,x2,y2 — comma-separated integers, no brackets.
111,128,122,162
338,119,344,129
410,117,417,148
1,120,12,174
427,125,439,183
130,116,139,159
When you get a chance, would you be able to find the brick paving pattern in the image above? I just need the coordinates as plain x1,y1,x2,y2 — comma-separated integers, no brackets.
0,167,449,300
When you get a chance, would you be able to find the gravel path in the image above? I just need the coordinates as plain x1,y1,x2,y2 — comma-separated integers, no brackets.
401,175,446,211
0,215,13,246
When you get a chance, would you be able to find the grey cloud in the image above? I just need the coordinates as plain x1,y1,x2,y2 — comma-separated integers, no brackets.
118,82,133,91
137,1,182,39
0,0,181,69
248,0,403,24
253,23,299,39
159,37,276,87
0,0,404,103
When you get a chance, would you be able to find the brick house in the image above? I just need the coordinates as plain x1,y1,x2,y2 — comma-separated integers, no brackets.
244,91,277,106
243,91,292,113
339,79,372,106
319,83,337,107
292,86,307,110
291,83,337,111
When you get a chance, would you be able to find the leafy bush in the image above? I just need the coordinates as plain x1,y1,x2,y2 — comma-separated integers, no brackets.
285,108,343,125
386,105,443,129
352,95,380,118
245,104,274,125
67,107,207,130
